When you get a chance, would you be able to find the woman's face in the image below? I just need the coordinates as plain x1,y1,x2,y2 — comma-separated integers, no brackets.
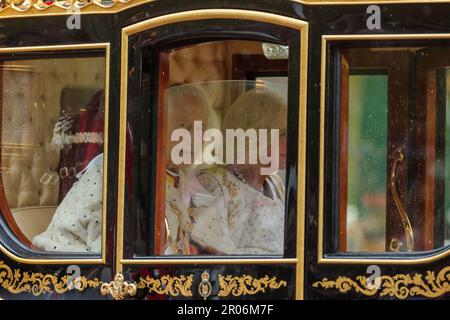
256,132,287,175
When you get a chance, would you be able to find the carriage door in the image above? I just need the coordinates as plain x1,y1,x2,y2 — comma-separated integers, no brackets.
312,38,450,300
113,10,308,300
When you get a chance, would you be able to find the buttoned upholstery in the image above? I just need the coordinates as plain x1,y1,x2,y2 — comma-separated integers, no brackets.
168,40,263,111
1,57,105,214
169,41,227,110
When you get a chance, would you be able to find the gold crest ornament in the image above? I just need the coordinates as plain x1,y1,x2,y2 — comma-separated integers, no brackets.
100,273,137,300
198,271,212,300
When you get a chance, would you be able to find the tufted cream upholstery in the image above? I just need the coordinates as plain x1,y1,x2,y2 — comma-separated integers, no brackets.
1,57,105,211
169,41,227,110
168,40,263,111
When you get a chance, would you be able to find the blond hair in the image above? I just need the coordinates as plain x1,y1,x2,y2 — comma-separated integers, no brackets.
223,86,287,132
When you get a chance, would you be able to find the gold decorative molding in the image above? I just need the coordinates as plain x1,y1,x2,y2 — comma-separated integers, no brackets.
100,273,137,300
0,0,449,18
218,274,287,297
0,0,130,13
0,261,102,296
0,0,137,17
312,266,450,299
135,274,193,297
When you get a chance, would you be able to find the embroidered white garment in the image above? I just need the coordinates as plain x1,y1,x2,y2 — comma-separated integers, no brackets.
164,170,192,255
190,166,285,255
32,153,104,253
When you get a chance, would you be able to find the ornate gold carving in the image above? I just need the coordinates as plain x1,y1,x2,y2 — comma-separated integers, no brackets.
100,273,137,300
0,0,136,15
218,274,287,297
0,261,101,296
312,266,450,299
198,271,212,300
136,274,193,297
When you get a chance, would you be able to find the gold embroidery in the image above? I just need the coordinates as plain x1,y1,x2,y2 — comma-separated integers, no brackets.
219,169,242,227
218,274,287,297
221,170,239,198
0,261,101,296
136,274,194,297
168,201,192,255
312,266,450,299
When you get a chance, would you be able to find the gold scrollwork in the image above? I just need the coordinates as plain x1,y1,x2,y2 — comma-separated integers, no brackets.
136,274,193,297
218,274,287,297
312,266,450,299
0,0,135,13
0,261,102,296
100,273,137,300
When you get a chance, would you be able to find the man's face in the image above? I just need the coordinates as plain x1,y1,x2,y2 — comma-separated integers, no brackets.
166,92,209,168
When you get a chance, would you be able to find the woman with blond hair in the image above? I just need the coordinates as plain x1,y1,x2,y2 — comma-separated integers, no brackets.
189,85,287,255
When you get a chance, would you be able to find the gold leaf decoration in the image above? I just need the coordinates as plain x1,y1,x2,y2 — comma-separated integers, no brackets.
136,274,193,297
312,266,450,299
0,0,136,15
218,274,287,297
0,261,102,297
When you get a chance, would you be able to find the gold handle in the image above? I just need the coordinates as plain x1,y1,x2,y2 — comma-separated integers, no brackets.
390,148,414,252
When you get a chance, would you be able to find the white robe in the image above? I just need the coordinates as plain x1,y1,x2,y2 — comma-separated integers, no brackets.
190,166,285,255
32,154,103,253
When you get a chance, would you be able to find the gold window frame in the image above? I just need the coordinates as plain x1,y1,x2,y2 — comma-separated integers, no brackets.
0,43,110,265
117,9,308,299
319,34,450,265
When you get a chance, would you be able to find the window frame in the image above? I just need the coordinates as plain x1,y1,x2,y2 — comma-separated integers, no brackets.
0,43,110,265
319,34,450,265
117,9,308,299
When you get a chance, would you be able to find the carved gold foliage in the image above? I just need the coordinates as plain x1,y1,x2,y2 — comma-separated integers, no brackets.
313,266,450,299
136,274,194,297
218,274,287,297
0,261,102,297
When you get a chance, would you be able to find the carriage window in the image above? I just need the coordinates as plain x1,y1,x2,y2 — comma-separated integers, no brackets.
0,54,106,254
336,45,450,253
154,40,288,256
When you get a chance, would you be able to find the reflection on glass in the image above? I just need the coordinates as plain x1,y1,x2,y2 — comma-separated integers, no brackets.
162,81,287,256
1,56,106,253
347,75,387,252
150,39,289,256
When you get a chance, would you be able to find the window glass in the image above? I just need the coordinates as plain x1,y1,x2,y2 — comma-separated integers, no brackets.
1,55,106,253
347,74,387,252
155,40,288,256
336,45,450,253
